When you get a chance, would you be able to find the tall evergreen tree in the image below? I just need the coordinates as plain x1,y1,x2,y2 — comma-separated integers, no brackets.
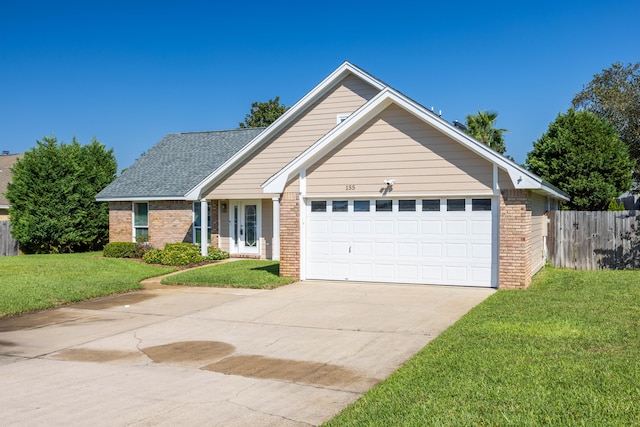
6,136,117,253
526,109,634,210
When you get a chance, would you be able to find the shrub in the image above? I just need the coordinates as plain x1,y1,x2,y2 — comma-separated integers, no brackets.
103,242,147,258
205,246,230,261
160,243,204,266
142,249,164,264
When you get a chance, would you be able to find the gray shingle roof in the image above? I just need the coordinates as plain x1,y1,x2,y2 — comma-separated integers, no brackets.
96,128,265,200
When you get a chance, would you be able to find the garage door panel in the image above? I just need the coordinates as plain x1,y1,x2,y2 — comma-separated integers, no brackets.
446,243,467,258
422,220,443,235
471,219,492,235
446,220,468,235
331,241,350,255
398,220,418,234
306,198,493,287
351,241,372,256
398,242,419,257
422,243,443,257
471,243,492,259
352,221,371,233
309,220,329,233
446,266,468,281
375,264,395,278
375,220,394,234
375,242,395,257
331,220,350,233
398,264,419,280
308,240,329,256
352,262,373,278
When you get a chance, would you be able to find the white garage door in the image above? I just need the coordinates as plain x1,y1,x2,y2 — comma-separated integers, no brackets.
306,198,494,287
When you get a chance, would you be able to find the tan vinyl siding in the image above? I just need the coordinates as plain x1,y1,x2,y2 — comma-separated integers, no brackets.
218,200,230,252
498,168,515,190
530,192,548,274
204,74,379,199
306,104,493,195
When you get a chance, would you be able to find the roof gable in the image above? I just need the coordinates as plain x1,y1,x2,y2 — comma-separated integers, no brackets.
183,62,386,200
96,128,264,201
263,88,569,201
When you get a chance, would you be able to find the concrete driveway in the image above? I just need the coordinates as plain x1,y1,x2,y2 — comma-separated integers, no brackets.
0,278,493,426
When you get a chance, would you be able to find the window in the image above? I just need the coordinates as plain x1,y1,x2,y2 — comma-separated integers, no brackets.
193,202,211,244
399,200,416,212
311,201,327,212
133,202,149,242
422,199,440,211
447,199,465,212
376,200,392,212
472,198,492,211
354,200,370,212
332,200,348,212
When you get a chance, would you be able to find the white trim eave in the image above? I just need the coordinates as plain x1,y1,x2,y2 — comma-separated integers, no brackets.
0,204,9,209
183,61,386,200
96,196,194,202
263,88,570,202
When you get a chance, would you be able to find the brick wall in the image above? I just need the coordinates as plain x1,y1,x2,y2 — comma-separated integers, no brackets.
109,202,132,242
499,189,532,289
279,192,300,279
148,200,193,249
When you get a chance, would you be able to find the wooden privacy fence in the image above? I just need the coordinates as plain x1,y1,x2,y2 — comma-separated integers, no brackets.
548,211,639,270
0,221,19,256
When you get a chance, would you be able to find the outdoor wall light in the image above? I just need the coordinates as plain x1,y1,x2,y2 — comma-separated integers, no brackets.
221,203,227,213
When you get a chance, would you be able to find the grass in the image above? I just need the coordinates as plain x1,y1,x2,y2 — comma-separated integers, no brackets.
161,260,296,289
0,252,176,317
325,268,640,426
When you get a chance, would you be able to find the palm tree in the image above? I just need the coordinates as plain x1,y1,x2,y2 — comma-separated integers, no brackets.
465,111,507,154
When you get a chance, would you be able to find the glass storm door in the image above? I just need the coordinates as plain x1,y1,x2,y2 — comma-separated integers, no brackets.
230,201,260,255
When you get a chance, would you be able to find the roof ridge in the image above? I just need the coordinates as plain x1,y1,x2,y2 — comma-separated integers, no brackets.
176,127,266,135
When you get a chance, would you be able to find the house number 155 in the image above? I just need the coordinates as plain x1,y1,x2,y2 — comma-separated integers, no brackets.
346,185,356,190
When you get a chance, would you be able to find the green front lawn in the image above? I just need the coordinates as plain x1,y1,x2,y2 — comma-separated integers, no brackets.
325,268,640,426
161,260,296,289
0,252,175,317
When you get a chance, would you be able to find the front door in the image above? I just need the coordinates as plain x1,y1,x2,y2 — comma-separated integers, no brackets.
230,200,261,255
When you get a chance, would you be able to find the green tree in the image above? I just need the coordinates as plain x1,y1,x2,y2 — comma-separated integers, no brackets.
238,96,288,128
572,62,640,169
465,110,508,154
6,136,117,253
526,109,634,210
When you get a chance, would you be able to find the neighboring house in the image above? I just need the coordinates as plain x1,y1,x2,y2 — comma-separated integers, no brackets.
0,152,20,220
97,62,568,289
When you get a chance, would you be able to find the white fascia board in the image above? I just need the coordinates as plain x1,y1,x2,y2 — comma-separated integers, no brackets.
0,204,9,209
264,87,569,201
184,62,386,200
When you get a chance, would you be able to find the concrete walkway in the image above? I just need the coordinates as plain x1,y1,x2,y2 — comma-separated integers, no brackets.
0,275,494,426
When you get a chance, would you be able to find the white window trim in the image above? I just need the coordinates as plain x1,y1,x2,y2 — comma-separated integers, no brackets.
132,201,149,242
192,201,211,245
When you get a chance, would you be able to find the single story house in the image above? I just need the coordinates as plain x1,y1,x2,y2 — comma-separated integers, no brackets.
97,62,568,289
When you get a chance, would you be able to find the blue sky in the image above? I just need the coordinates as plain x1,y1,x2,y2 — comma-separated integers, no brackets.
2,1,639,171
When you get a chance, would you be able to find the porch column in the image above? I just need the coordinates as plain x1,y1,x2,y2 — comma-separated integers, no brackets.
272,197,280,261
200,199,208,257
